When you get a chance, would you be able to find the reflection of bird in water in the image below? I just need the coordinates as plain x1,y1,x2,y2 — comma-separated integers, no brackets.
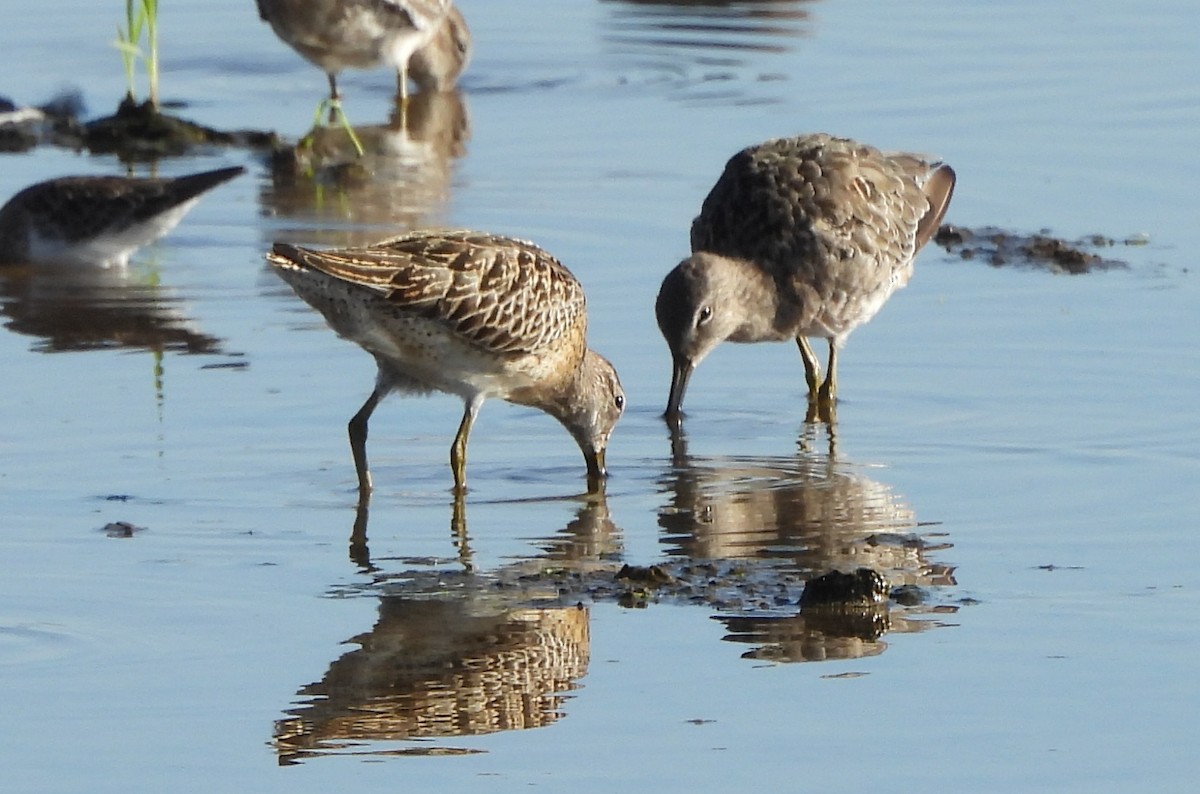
0,167,243,267
256,0,470,105
263,89,470,244
659,451,933,582
274,597,589,764
268,230,625,497
661,424,955,661
0,261,221,355
655,134,955,422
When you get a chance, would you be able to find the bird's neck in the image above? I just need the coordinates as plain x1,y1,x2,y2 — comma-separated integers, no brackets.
722,258,799,343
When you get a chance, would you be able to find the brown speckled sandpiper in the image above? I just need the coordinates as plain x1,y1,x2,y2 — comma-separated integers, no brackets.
268,230,625,496
656,133,955,421
0,166,244,267
255,0,470,103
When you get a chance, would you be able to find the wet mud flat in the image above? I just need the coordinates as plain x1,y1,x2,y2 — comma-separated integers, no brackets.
935,223,1149,274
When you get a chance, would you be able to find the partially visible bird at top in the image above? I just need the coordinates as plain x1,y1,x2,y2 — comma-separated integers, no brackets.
256,0,470,105
655,133,955,424
0,166,245,268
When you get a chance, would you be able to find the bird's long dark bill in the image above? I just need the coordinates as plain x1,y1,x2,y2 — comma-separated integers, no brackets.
665,357,694,420
585,448,608,492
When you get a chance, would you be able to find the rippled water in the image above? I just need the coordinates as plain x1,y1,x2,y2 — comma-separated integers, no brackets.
2,0,1199,791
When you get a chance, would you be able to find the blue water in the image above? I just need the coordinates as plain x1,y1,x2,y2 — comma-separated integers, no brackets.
2,0,1198,791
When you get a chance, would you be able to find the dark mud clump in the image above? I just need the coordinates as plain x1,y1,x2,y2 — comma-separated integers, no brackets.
3,92,279,158
799,568,888,608
0,92,87,152
82,97,277,159
935,224,1148,274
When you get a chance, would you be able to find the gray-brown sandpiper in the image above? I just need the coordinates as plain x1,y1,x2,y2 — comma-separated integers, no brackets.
0,166,244,267
268,230,625,496
255,0,470,104
655,133,955,422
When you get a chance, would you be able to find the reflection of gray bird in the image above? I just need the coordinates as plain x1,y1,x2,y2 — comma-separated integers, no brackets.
656,134,955,420
264,88,470,240
256,0,470,102
658,453,926,579
268,230,625,496
0,167,243,267
0,261,221,355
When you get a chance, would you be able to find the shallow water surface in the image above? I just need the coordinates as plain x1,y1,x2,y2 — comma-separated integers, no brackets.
2,0,1199,791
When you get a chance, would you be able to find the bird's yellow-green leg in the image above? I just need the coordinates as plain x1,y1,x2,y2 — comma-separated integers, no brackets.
325,100,365,158
796,336,821,398
817,341,838,405
349,385,386,499
396,66,410,103
300,73,366,158
450,398,481,492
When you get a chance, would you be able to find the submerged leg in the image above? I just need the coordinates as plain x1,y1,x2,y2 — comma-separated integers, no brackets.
450,396,483,492
348,385,387,499
796,336,822,398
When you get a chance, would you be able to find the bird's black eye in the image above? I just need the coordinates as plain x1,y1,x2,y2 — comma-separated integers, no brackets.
697,306,713,326
615,394,625,411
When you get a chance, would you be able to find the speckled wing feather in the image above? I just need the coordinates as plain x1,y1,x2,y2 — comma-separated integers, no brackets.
272,230,586,355
690,134,937,299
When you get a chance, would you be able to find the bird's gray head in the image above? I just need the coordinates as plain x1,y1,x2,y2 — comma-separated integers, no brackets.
556,349,625,490
655,253,751,420
410,6,472,92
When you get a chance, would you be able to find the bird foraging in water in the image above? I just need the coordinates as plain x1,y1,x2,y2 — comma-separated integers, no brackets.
655,133,955,423
255,0,469,104
408,5,472,94
268,230,625,497
0,166,245,267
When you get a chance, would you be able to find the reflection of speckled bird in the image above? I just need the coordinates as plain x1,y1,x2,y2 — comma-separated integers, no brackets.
0,167,243,267
255,0,470,102
274,598,589,763
656,134,955,419
268,230,625,495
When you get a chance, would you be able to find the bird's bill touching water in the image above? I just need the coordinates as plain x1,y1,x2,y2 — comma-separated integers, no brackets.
665,355,695,421
585,446,608,492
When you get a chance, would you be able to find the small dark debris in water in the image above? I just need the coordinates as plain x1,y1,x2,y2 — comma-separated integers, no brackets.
821,671,869,680
102,521,144,538
799,568,888,608
0,122,38,153
617,590,651,609
889,584,927,606
82,96,277,160
1035,563,1085,571
200,360,250,371
685,718,716,726
104,494,133,502
616,563,674,586
935,224,1140,274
